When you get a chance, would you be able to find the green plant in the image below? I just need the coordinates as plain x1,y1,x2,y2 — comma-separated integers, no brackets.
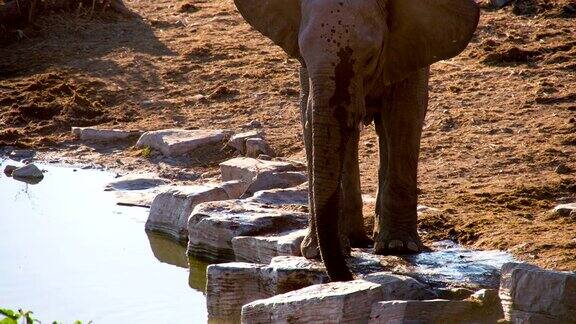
0,308,38,324
140,145,152,158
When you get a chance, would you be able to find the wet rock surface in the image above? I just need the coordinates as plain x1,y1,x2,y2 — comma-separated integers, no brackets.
105,173,168,191
136,129,231,157
12,163,44,180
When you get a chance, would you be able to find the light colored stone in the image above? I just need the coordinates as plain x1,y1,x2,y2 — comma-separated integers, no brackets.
71,127,142,142
146,185,230,242
219,157,299,183
241,272,434,323
220,180,249,199
551,203,576,217
114,187,168,208
187,199,308,262
105,173,167,191
246,137,273,158
243,171,307,197
499,262,576,322
207,257,326,321
136,129,231,157
227,130,263,154
368,298,501,324
12,164,43,179
232,229,307,263
250,185,308,206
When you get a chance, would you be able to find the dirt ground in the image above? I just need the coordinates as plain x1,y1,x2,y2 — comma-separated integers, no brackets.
1,0,575,270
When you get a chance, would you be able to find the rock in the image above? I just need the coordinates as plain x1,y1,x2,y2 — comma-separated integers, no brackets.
241,272,434,323
114,187,168,208
146,185,230,242
555,164,572,174
246,137,273,158
250,185,308,206
243,171,307,197
136,129,231,157
258,154,272,160
435,287,475,300
207,257,326,321
368,297,502,324
227,130,263,154
3,164,18,176
219,157,299,183
232,229,307,263
105,173,167,191
551,203,576,217
491,0,512,8
71,127,142,142
219,180,249,199
499,262,576,322
8,149,35,160
187,199,308,262
244,120,262,129
12,164,44,179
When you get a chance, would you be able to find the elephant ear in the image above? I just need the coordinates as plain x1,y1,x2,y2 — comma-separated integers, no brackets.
234,0,301,58
384,0,480,83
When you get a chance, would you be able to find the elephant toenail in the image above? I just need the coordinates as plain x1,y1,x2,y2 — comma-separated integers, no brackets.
388,240,404,250
407,242,419,252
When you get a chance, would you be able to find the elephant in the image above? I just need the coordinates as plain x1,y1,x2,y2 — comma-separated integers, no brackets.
234,0,480,281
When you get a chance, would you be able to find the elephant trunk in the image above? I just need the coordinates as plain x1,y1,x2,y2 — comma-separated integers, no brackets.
310,76,356,282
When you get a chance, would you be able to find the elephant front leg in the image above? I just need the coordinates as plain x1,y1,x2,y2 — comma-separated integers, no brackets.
342,130,372,248
373,68,429,255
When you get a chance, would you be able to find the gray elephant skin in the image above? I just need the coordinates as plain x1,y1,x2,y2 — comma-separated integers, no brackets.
234,0,480,281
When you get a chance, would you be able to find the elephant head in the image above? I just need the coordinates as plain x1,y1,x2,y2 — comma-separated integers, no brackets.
235,0,479,281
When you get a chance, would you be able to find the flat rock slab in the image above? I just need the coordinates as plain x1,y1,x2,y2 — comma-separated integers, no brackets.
220,157,300,183
114,186,169,207
72,127,142,142
232,229,307,264
243,171,307,197
368,298,502,324
146,185,231,242
187,199,308,262
241,272,434,323
105,173,168,191
207,257,326,321
136,129,230,157
499,262,576,322
250,185,308,206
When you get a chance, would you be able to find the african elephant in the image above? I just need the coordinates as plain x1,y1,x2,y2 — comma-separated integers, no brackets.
234,0,479,281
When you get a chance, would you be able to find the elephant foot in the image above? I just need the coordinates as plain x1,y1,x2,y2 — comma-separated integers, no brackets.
301,230,320,259
373,230,424,255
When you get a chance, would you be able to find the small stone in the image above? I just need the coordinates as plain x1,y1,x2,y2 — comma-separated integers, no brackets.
246,137,273,158
71,127,142,142
105,173,167,191
551,203,576,217
258,154,272,160
227,130,263,154
12,164,44,179
146,185,230,242
136,129,231,157
244,120,262,129
3,165,18,176
555,164,572,174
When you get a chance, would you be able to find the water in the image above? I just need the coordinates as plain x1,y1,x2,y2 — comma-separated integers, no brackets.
0,159,208,323
406,240,516,288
